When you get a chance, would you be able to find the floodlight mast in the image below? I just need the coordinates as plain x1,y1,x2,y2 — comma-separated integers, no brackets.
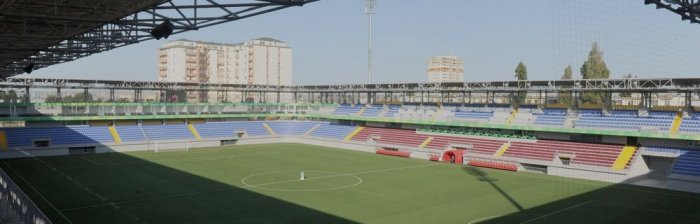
366,0,377,84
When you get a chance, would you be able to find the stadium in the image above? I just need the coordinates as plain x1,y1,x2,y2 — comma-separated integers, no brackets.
1,1,700,224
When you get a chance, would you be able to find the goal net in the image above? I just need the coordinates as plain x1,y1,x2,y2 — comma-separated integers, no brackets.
151,140,191,153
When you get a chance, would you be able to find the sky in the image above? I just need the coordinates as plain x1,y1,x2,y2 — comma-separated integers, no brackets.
19,0,700,85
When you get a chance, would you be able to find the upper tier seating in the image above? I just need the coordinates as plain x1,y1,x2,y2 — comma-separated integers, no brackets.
142,124,195,141
1,126,113,147
194,121,268,139
534,115,565,126
649,111,677,119
679,115,700,133
332,104,362,115
533,109,566,126
576,110,673,131
610,110,637,117
361,105,383,117
308,123,357,140
396,105,437,120
384,105,401,117
452,108,494,120
267,121,318,135
537,109,568,116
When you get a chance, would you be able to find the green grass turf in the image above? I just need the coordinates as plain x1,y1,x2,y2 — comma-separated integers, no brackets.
1,143,700,224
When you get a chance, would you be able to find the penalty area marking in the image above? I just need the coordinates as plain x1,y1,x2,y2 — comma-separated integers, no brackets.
241,170,363,192
466,201,593,224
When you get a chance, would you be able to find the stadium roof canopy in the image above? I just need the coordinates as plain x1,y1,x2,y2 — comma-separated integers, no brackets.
645,0,700,23
0,0,318,78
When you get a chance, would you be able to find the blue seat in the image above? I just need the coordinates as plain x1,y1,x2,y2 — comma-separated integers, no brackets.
308,123,357,140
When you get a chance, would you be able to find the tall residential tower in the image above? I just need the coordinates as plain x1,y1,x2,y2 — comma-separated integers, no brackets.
427,56,464,83
158,38,292,86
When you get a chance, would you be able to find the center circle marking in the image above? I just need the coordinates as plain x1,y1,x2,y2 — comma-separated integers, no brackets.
241,170,363,192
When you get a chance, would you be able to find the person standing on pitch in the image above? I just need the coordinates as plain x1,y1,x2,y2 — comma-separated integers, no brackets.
300,170,305,180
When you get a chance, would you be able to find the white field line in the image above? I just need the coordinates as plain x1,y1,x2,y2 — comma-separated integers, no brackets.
80,156,103,166
491,167,700,201
16,149,140,222
100,151,283,166
518,200,594,224
241,163,438,189
3,161,74,224
61,163,438,212
467,215,500,224
593,200,699,218
466,214,537,224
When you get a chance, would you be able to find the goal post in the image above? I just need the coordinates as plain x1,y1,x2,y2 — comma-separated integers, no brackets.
152,140,191,153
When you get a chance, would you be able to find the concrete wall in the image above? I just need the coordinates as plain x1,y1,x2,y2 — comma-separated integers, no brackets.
639,138,689,148
601,135,627,145
0,148,69,158
548,166,629,183
667,179,700,194
535,132,570,141
365,122,386,128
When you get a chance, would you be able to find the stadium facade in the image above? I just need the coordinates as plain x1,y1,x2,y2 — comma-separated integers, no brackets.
0,77,700,222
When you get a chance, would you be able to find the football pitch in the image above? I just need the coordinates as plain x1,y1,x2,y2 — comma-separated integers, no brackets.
1,143,700,224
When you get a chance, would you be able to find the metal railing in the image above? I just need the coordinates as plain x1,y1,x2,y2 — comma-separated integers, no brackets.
0,168,52,224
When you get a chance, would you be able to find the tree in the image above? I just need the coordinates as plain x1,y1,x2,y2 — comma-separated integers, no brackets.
68,92,93,102
514,62,527,81
559,65,573,105
563,65,573,80
580,42,610,104
44,92,94,103
45,95,60,103
1,90,18,103
514,62,528,105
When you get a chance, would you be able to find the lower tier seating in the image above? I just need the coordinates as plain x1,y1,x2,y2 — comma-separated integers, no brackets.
349,126,627,168
142,124,195,141
1,126,114,147
672,151,700,176
194,121,269,138
0,121,639,171
115,125,147,142
350,127,430,148
307,123,357,140
468,160,518,171
505,140,626,167
376,149,411,158
266,121,318,135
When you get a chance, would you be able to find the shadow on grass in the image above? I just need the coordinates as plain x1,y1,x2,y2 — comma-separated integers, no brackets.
461,166,700,224
0,147,357,224
463,166,524,211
